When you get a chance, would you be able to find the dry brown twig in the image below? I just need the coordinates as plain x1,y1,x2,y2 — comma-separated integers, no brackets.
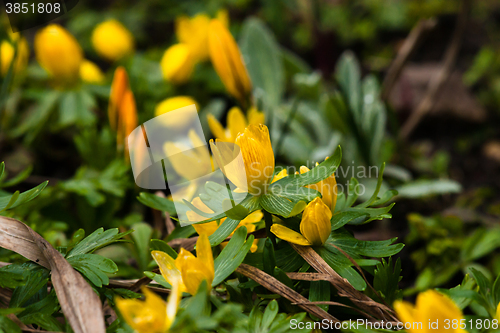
236,263,340,323
381,18,437,101
290,244,398,322
399,0,471,139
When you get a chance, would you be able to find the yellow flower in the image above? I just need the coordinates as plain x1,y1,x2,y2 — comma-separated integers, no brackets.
300,162,337,211
496,303,500,320
271,197,332,246
108,67,137,150
155,96,199,127
79,59,105,84
152,234,214,295
115,283,181,333
35,24,83,84
211,124,274,196
176,13,211,63
208,106,265,143
272,169,288,183
208,19,252,105
92,19,134,62
188,197,263,252
175,10,229,63
163,129,212,181
394,290,466,333
0,37,29,76
160,43,195,84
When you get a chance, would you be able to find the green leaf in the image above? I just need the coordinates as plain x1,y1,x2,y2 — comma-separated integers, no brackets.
208,218,239,247
395,179,462,198
144,271,170,289
19,313,63,332
150,239,178,259
373,258,403,305
67,228,132,258
213,227,254,286
0,316,22,333
318,245,366,291
0,165,32,188
260,186,319,218
270,146,342,189
328,229,403,257
0,181,48,212
357,163,385,208
261,299,279,330
10,268,50,308
130,222,154,271
338,203,394,226
240,17,285,108
263,239,276,276
335,51,362,122
67,254,118,287
0,270,25,288
12,91,61,142
58,90,95,127
18,290,59,319
310,280,330,313
137,192,177,215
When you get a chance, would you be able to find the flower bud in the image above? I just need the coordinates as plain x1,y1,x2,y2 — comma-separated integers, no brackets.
208,19,252,105
92,20,134,62
35,24,83,84
160,43,195,84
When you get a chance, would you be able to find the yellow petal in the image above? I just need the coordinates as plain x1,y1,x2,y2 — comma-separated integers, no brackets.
208,19,252,104
227,107,247,142
417,290,466,333
176,248,213,295
393,300,418,333
193,220,219,236
117,90,138,150
270,224,312,246
92,19,134,62
161,43,195,84
176,13,211,62
80,59,105,84
115,287,168,333
216,9,230,28
155,96,199,116
196,234,214,280
108,67,129,130
151,250,185,292
272,169,288,183
300,198,332,246
165,277,182,329
247,107,265,126
234,124,275,196
208,114,230,141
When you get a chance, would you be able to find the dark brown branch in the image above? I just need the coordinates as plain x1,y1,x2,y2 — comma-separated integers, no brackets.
381,18,437,101
399,0,471,139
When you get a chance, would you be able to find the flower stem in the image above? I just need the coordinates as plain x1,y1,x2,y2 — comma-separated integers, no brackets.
263,210,276,246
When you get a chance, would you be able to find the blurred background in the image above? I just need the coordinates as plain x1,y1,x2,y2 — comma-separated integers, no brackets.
1,0,500,298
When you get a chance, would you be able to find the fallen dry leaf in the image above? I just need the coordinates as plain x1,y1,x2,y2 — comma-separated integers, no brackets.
236,263,339,323
0,216,106,333
290,244,398,322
